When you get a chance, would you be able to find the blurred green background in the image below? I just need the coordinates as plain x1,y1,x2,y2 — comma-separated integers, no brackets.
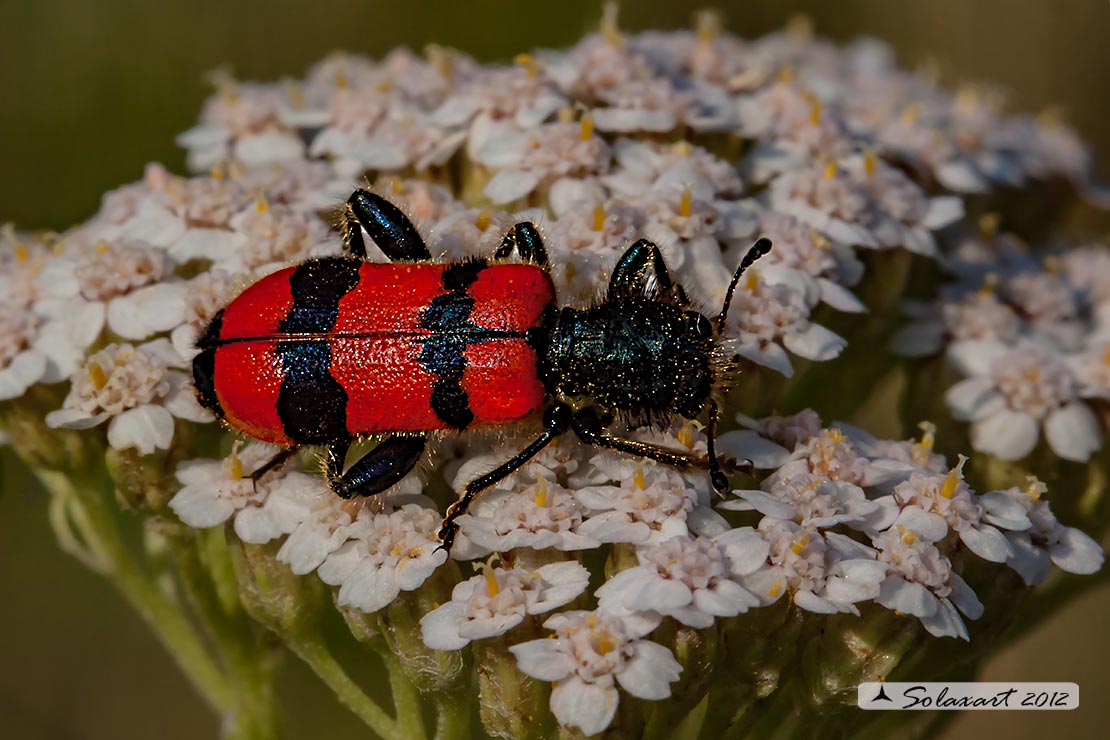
2,1,1108,738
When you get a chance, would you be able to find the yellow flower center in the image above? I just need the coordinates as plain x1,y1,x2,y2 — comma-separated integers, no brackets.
1025,475,1047,502
484,569,500,597
633,464,646,491
912,421,936,465
533,477,549,508
940,454,969,500
897,524,919,545
579,114,595,141
592,203,606,232
475,210,492,232
514,53,538,79
88,361,109,390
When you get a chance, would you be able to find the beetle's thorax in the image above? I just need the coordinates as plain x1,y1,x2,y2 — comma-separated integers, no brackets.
534,297,715,422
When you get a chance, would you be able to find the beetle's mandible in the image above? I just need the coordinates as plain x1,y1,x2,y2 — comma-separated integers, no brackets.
192,190,771,552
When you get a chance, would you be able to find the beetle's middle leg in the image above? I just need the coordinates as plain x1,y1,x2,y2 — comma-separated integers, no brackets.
325,434,427,499
437,402,572,552
342,189,432,261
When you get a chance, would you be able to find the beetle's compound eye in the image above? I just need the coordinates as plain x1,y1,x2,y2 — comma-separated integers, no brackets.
686,312,714,340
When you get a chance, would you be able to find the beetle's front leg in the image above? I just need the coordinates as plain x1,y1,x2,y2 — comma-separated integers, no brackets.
493,221,550,267
324,434,427,499
607,239,689,306
342,190,432,261
438,402,572,553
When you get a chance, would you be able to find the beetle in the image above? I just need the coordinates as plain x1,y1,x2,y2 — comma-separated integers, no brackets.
192,190,771,552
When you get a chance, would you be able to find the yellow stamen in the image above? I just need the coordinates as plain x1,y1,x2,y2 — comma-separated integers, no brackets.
484,568,500,597
586,614,599,628
600,1,623,47
95,240,110,255
863,150,878,177
514,53,538,79
978,212,1001,239
334,69,349,89
595,632,616,655
376,77,393,93
897,524,919,545
475,210,492,231
672,140,693,157
227,448,244,481
778,65,795,84
14,243,29,261
695,9,721,44
913,421,936,465
558,106,575,124
678,187,693,218
426,44,453,78
940,454,969,500
565,261,577,282
592,203,606,231
977,272,999,296
1043,255,1061,274
579,113,595,141
823,159,837,180
785,14,814,43
88,361,108,390
533,477,549,508
802,91,822,125
677,422,694,449
745,268,760,292
1102,343,1110,367
790,530,811,555
389,178,406,195
1025,475,1047,502
825,428,845,443
1037,105,1064,126
810,231,830,250
768,580,782,597
285,82,306,109
254,197,269,214
633,463,646,491
900,103,922,124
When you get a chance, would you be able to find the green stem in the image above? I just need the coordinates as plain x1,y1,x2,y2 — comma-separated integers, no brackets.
173,529,279,739
379,646,428,740
287,632,404,740
36,470,234,713
432,689,472,740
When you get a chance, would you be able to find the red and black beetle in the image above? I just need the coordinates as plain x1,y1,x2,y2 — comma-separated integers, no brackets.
193,190,771,551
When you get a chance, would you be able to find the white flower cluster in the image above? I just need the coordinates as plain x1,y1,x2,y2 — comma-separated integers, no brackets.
894,238,1110,462
161,406,1102,734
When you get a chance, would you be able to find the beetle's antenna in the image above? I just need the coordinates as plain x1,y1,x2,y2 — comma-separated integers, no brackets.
716,238,773,333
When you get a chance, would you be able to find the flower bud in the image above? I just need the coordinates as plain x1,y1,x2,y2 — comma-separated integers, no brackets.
473,633,556,740
376,560,466,692
106,445,176,512
798,603,918,711
227,527,325,639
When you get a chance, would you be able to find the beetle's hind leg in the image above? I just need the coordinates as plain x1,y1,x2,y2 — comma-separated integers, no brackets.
494,222,549,268
342,190,432,261
324,434,427,500
248,446,300,485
